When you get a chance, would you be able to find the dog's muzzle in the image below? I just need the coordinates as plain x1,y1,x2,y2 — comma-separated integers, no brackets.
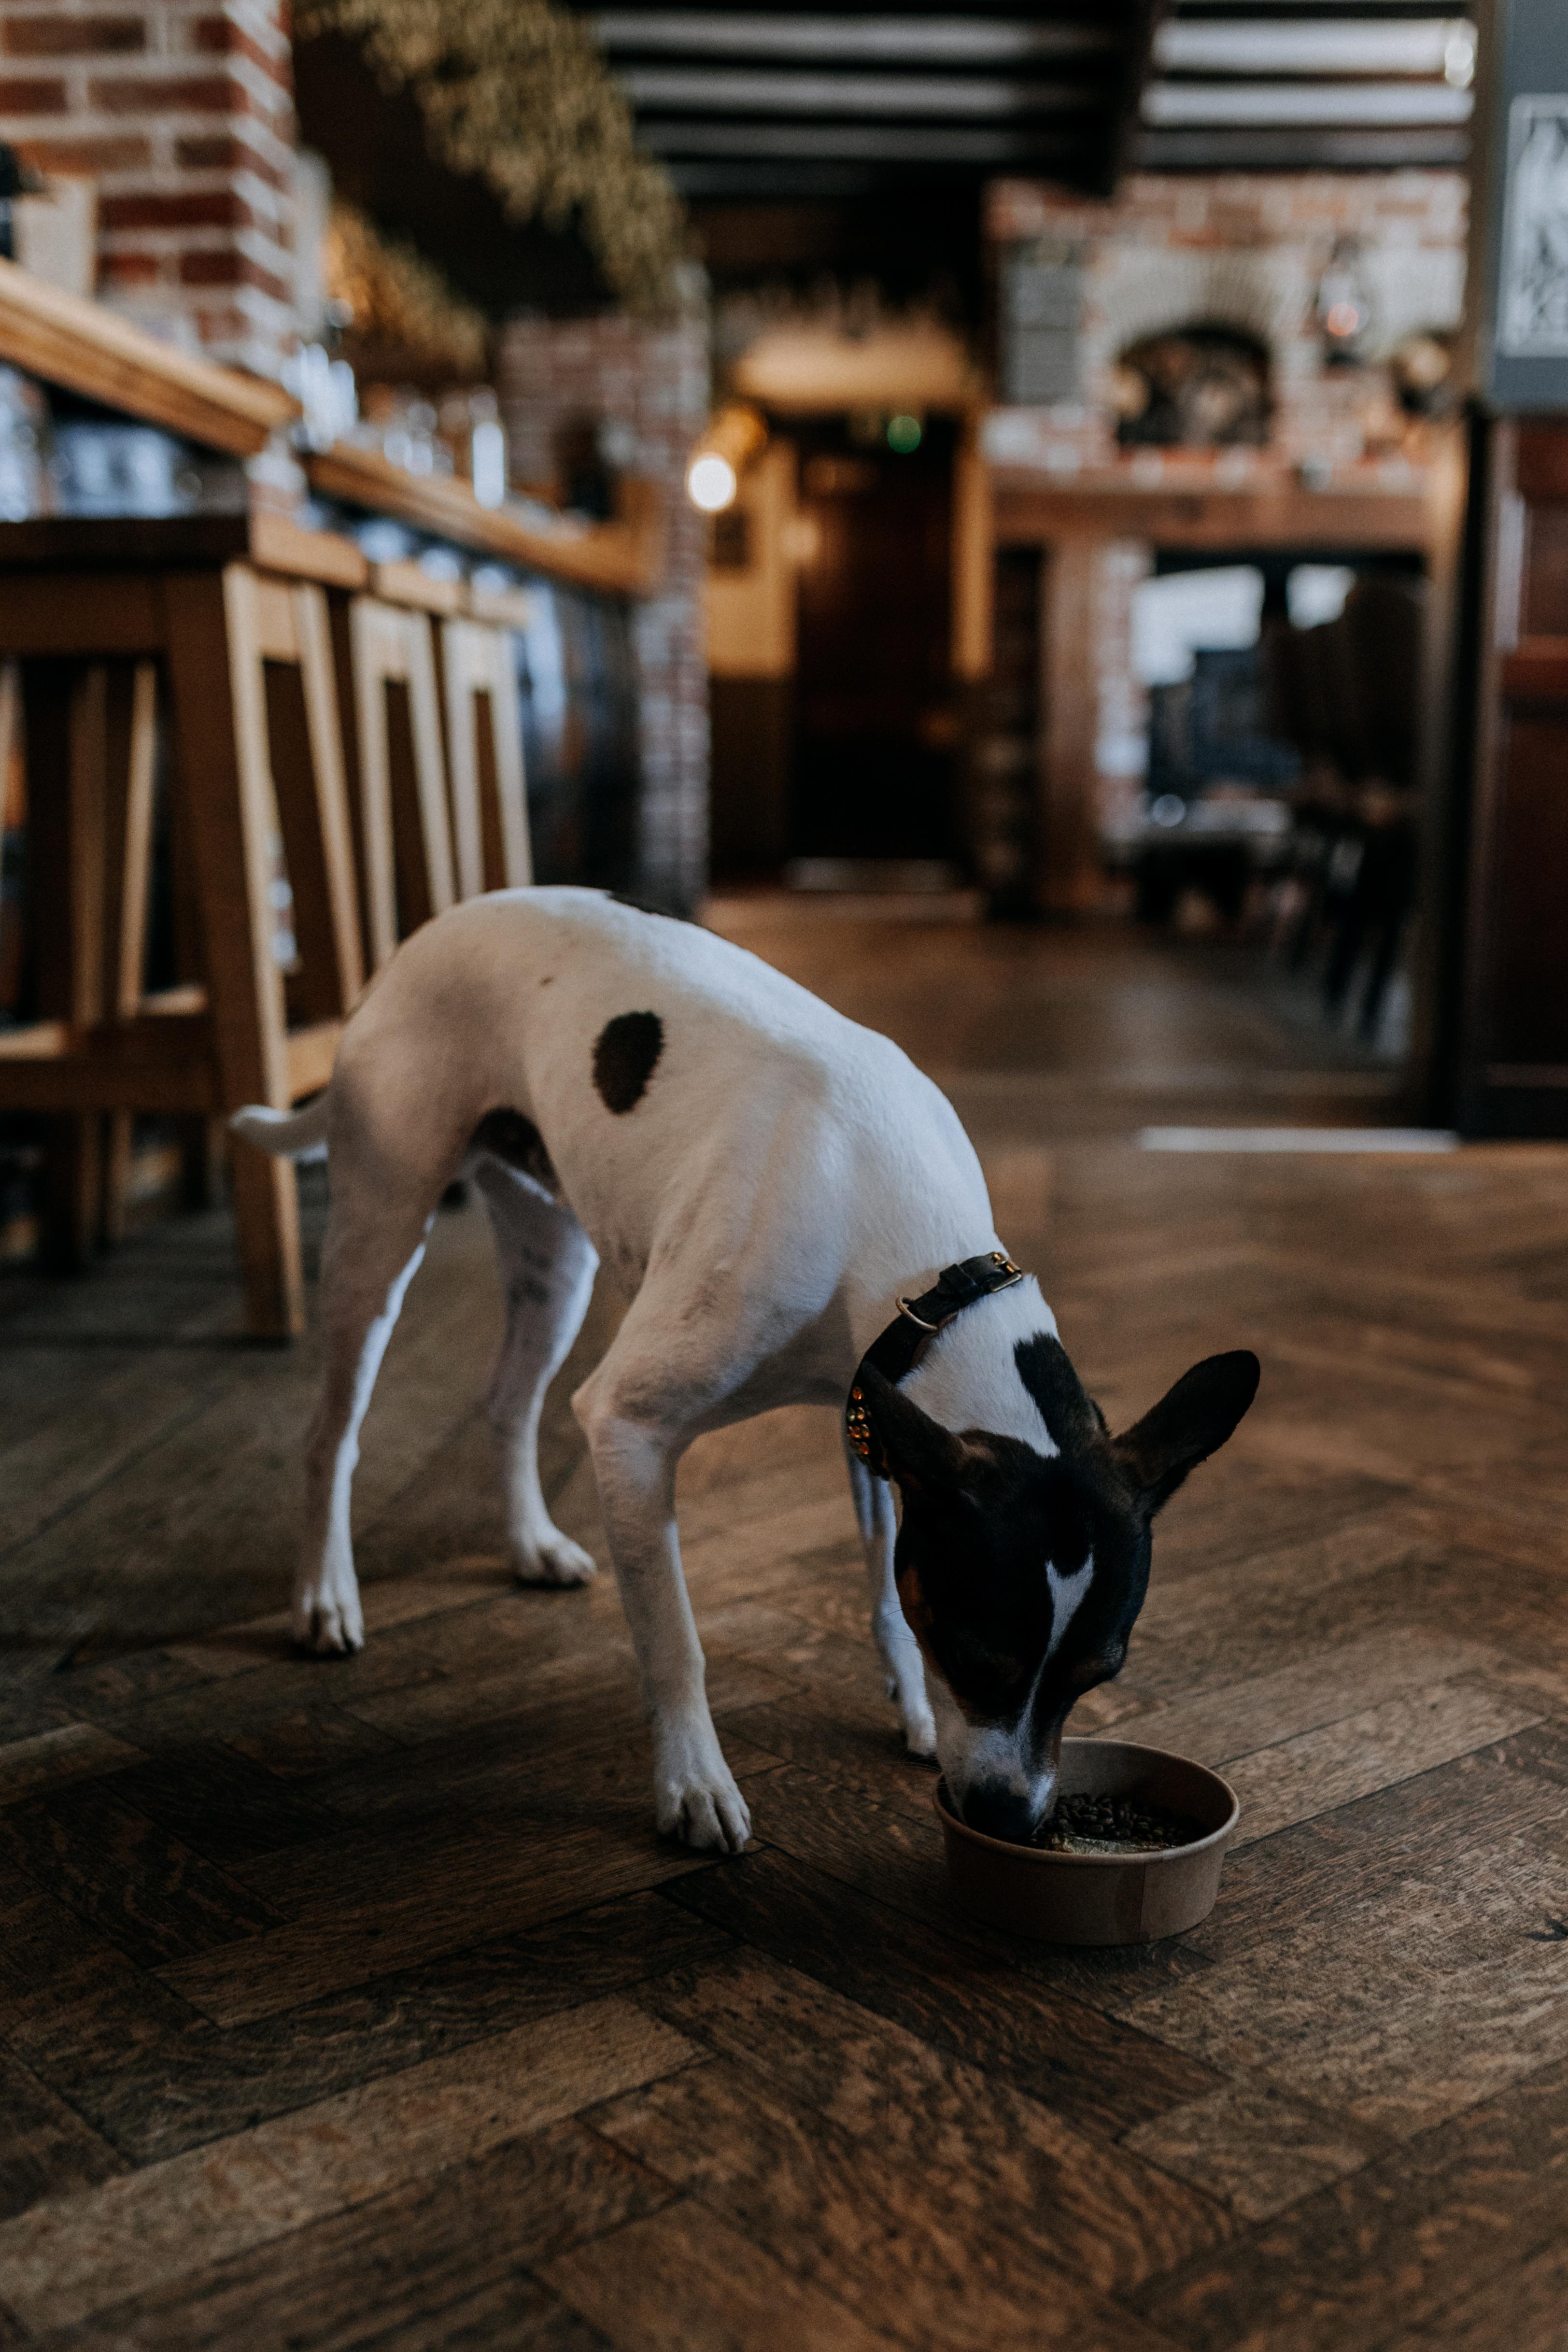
960,1780,1052,1844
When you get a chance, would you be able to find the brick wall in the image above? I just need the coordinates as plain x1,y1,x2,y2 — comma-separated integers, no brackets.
0,0,296,379
497,309,711,914
986,170,1467,478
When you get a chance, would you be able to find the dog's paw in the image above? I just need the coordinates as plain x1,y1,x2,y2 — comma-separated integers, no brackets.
293,1582,364,1656
885,1673,937,1761
902,1708,939,1763
511,1530,597,1587
653,1734,751,1855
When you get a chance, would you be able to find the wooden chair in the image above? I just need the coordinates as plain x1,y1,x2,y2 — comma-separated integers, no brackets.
0,517,368,1335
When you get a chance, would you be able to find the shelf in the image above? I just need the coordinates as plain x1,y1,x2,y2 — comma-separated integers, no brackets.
0,258,298,457
305,443,665,598
0,510,368,590
991,464,1439,552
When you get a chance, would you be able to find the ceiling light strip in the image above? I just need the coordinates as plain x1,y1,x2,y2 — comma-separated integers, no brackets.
1143,78,1473,125
1155,19,1469,76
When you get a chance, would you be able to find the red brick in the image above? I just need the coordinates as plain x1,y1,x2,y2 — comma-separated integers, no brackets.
99,250,163,283
2,16,145,56
89,72,230,112
186,14,290,82
177,245,288,303
0,74,68,111
174,131,289,188
14,132,151,171
100,188,244,230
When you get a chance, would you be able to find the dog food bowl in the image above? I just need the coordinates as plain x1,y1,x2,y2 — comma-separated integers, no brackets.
936,1737,1240,1946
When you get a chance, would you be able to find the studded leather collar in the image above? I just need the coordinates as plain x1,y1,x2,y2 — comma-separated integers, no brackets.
846,1250,1024,1476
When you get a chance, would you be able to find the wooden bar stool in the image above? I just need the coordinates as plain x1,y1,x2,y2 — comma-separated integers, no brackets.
329,583,454,972
439,611,532,893
19,653,159,1263
0,514,370,1335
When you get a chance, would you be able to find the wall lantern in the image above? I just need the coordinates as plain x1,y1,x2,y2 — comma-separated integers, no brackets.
1315,236,1373,368
686,402,766,513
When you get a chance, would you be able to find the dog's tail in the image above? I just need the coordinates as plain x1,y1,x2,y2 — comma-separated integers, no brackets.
229,1095,330,1162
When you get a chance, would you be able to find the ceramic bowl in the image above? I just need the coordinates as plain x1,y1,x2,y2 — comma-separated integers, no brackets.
936,1736,1240,1946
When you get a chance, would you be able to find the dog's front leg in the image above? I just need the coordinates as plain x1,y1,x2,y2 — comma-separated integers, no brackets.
574,1387,751,1855
845,1438,936,1758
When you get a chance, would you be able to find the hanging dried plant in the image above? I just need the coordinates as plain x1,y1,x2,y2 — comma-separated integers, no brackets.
294,0,687,317
323,201,490,373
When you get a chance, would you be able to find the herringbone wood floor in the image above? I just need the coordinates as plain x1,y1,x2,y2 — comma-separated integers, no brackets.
3,906,1568,2350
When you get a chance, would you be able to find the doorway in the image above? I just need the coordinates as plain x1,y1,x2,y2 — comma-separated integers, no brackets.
787,414,959,866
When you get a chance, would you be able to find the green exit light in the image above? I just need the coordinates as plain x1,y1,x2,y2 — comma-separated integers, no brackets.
887,413,922,453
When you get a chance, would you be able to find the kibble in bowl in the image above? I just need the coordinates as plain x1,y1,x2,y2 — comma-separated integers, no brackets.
936,1737,1240,1945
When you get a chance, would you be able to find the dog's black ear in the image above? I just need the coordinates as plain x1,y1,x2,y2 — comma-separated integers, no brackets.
852,1364,985,1496
1014,1332,1105,1456
1111,1350,1259,1516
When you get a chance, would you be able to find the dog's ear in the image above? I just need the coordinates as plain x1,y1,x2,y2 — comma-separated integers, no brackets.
1014,1332,1106,1456
853,1364,986,1497
1111,1350,1259,1517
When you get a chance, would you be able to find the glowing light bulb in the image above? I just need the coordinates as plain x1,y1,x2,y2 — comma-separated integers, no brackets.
687,453,737,512
1443,23,1475,90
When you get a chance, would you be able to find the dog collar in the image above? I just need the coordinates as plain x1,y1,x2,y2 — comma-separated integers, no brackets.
846,1250,1023,1475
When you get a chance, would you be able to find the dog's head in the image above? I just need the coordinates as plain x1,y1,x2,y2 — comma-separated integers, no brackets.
859,1336,1258,1842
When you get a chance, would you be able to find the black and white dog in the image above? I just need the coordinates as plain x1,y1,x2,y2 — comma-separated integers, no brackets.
236,889,1258,1854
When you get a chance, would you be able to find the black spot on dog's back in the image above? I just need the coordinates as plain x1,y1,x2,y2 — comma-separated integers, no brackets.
593,1011,664,1114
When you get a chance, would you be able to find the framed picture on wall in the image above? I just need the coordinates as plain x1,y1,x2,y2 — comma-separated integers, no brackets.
1499,94,1568,357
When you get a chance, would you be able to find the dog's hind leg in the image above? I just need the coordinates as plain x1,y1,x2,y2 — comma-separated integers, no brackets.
845,1436,936,1759
474,1160,599,1586
296,1166,435,1655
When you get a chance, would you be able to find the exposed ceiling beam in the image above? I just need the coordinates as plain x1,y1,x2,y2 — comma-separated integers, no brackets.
638,120,1099,161
1143,76,1472,122
1136,123,1470,166
1105,0,1163,201
593,13,1117,64
668,164,880,193
615,67,1099,116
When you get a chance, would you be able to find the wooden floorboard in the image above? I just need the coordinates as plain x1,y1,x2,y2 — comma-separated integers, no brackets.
3,907,1567,2346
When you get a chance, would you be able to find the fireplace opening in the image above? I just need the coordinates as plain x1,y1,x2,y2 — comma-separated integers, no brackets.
1111,325,1271,449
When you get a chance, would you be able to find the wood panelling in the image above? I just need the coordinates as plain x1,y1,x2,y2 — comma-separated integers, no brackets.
1459,417,1568,1132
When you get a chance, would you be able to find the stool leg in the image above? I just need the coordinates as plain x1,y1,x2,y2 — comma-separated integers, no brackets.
485,632,531,887
438,621,484,901
25,660,108,1270
164,568,303,1338
100,661,158,1247
44,1119,104,1269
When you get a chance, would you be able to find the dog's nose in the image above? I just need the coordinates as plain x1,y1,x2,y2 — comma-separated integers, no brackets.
961,1782,1044,1844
